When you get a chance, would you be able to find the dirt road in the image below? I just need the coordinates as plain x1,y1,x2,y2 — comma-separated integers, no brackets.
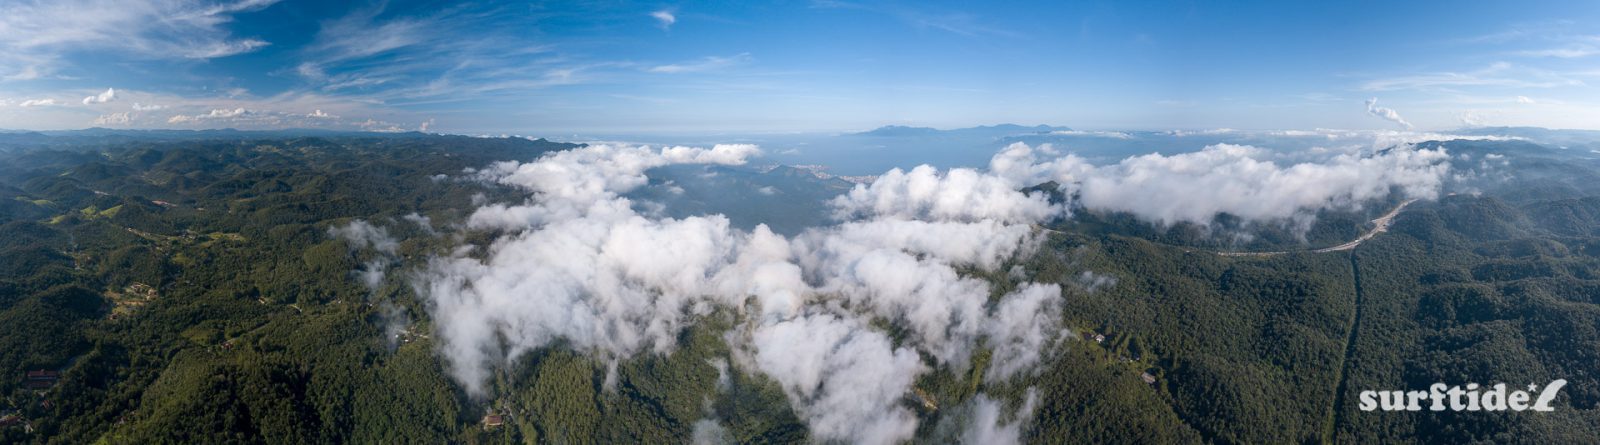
1217,199,1417,257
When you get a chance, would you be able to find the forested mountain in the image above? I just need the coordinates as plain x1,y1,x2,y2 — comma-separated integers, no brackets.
2,133,1599,443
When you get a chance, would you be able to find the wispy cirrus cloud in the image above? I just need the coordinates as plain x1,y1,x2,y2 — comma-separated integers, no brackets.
1459,21,1600,59
650,9,676,29
291,3,572,106
0,0,279,80
1515,45,1600,58
648,53,752,74
810,1,1019,38
303,6,432,66
1360,62,1586,91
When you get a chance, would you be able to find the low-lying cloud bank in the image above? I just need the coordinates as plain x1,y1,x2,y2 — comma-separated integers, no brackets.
397,139,1452,443
413,142,1070,444
992,142,1451,227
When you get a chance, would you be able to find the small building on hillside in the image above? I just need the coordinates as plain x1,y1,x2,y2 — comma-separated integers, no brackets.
1141,372,1158,385
482,413,504,429
24,370,59,389
1081,331,1107,344
26,370,59,379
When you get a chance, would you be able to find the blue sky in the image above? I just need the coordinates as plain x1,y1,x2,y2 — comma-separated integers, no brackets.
3,0,1600,134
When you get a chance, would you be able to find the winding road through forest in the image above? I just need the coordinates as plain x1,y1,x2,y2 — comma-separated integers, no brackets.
1215,198,1418,257
1210,199,1419,441
1031,198,1422,441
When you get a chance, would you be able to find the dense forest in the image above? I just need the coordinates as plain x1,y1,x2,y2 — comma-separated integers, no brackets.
1,132,1598,443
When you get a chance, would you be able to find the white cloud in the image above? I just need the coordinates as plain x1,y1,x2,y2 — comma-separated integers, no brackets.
18,98,60,107
1365,97,1413,129
81,87,116,105
1516,95,1536,104
131,102,165,111
356,118,407,132
958,391,1038,445
153,100,418,131
986,140,1455,231
1032,142,1450,227
1075,270,1117,293
1050,129,1132,139
1516,46,1600,58
690,419,731,445
167,107,250,123
983,283,1064,381
397,137,1463,442
328,220,399,255
307,7,430,64
470,144,760,218
388,128,1485,441
291,2,566,105
93,112,132,126
0,0,280,78
1164,128,1238,136
831,164,1060,224
3,66,43,81
651,10,676,29
1361,62,1584,91
648,53,752,74
327,219,411,343
402,212,435,235
422,144,766,394
184,38,269,58
412,143,1072,444
295,62,325,79
808,1,1017,38
747,311,924,445
787,220,1038,372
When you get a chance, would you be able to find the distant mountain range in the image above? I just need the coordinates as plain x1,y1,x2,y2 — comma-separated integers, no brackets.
1452,126,1600,138
851,124,1071,138
0,127,429,141
0,128,475,152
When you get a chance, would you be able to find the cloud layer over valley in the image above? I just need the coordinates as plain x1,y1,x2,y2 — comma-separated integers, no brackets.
378,139,1455,443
